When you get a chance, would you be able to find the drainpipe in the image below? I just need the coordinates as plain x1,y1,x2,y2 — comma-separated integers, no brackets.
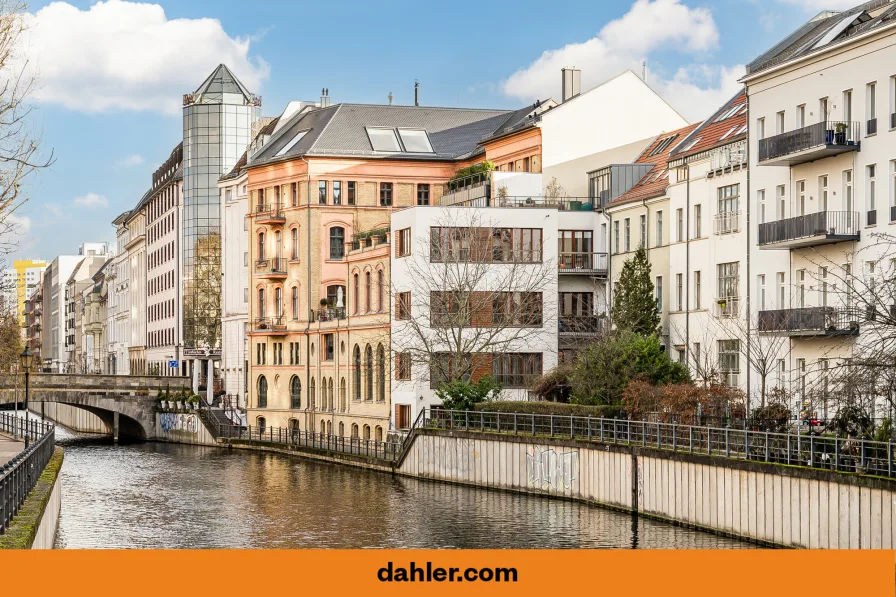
685,165,691,364
744,89,752,417
300,156,313,430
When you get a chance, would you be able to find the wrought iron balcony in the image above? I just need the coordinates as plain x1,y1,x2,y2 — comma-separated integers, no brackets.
312,306,347,323
253,316,286,332
558,315,607,337
255,258,288,278
757,306,859,337
758,121,860,166
557,252,608,276
255,203,285,225
714,296,740,319
758,211,859,249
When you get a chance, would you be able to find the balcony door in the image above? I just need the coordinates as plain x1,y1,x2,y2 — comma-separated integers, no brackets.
275,231,282,262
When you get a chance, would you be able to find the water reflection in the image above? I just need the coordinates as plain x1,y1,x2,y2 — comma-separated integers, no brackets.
53,427,752,549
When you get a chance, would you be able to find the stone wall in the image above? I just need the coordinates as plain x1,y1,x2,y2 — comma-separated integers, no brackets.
155,411,217,446
0,448,64,550
33,402,107,434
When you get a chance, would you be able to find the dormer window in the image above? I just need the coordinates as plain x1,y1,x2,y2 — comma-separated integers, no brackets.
397,129,433,153
366,128,402,152
274,129,309,157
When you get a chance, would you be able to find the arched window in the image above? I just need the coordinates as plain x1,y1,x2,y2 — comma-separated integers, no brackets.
292,286,299,320
365,272,371,312
310,377,316,410
363,425,371,440
329,226,345,260
258,231,265,261
257,376,267,408
339,378,346,412
328,378,334,410
377,270,384,312
375,426,383,442
377,344,385,402
351,423,359,438
291,228,299,260
290,375,301,409
257,287,266,318
353,345,361,400
338,422,344,437
365,344,373,401
326,420,332,435
353,273,359,314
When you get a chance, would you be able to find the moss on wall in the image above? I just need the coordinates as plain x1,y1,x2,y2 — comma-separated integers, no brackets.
0,447,64,550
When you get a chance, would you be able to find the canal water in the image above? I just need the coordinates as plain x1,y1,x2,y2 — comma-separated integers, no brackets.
53,427,753,549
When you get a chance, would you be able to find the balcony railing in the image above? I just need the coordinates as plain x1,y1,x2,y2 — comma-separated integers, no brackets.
255,203,285,224
558,315,607,337
253,316,286,332
255,258,287,276
757,306,860,337
714,296,740,318
713,211,741,235
311,306,346,322
757,211,859,248
449,195,596,211
868,209,877,226
867,118,878,136
758,121,860,166
709,141,747,172
557,252,608,276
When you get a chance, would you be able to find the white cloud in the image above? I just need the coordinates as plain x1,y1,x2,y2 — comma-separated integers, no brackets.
73,193,109,209
20,1,270,114
6,213,31,234
500,0,742,122
777,0,858,11
116,154,144,168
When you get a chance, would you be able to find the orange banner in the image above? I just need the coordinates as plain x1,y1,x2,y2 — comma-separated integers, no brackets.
0,549,892,596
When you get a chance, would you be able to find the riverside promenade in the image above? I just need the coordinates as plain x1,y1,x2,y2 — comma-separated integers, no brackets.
0,429,24,465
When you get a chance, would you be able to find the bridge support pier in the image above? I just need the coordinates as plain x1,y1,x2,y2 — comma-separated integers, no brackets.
113,410,119,443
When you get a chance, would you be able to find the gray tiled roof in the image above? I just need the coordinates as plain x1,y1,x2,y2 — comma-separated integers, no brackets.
746,0,896,76
252,103,515,165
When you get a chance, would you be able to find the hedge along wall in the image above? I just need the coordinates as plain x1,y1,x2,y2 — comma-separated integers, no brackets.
473,401,626,418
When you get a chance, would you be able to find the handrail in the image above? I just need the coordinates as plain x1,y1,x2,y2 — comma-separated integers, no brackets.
417,408,896,478
0,412,55,535
218,423,401,461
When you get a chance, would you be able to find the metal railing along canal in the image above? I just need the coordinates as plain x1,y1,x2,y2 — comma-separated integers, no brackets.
0,412,55,535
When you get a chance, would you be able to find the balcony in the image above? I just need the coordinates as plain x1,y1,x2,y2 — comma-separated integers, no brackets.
707,141,746,177
557,252,608,277
252,316,286,333
558,315,607,338
713,211,741,235
448,195,596,211
255,258,288,279
758,211,859,249
758,121,860,166
757,306,859,337
311,307,347,323
440,171,491,206
714,296,740,319
255,203,285,225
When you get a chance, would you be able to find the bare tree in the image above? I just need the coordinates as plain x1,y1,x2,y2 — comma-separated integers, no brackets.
391,209,556,386
670,320,722,388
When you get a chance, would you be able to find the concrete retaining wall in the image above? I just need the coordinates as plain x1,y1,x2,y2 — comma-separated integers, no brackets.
154,411,217,446
33,402,107,434
31,464,62,549
399,430,896,548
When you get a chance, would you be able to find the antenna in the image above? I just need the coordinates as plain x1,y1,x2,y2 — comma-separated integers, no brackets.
388,91,393,105
414,80,419,107
642,61,646,81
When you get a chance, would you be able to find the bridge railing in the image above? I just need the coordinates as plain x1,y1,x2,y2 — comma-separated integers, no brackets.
218,424,401,461
0,413,55,535
421,408,896,479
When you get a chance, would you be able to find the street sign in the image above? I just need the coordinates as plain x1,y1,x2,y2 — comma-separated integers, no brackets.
168,360,179,368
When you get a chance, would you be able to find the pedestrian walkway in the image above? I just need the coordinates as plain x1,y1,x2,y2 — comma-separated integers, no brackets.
0,430,25,466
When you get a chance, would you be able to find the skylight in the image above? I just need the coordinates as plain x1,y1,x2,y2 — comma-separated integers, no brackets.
647,134,678,157
366,128,402,152
719,126,739,141
274,129,309,157
736,124,748,135
714,103,744,122
678,137,701,152
397,129,434,153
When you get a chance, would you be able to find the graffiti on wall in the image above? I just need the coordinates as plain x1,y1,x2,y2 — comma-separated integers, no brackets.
159,413,199,434
527,446,579,490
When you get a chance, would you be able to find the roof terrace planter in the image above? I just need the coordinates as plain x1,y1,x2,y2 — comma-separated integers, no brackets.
758,121,860,166
758,211,859,249
757,306,859,337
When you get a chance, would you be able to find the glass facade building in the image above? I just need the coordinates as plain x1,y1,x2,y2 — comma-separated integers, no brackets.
182,65,260,350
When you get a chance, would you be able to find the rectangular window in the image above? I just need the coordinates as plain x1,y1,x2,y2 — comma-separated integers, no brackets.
676,273,682,312
639,214,647,248
717,262,739,299
323,334,334,361
718,340,740,386
868,82,877,122
777,185,786,220
798,269,806,308
694,204,702,237
318,181,327,204
676,208,683,242
380,182,393,206
492,353,543,388
655,211,663,247
797,180,806,216
776,111,785,134
614,220,620,253
395,353,411,380
758,274,766,310
757,117,765,140
430,226,542,263
417,184,430,206
868,164,877,225
395,292,410,320
396,228,411,257
819,97,828,122
694,271,701,310
243,251,248,266
758,189,766,224
777,272,785,307
819,176,828,212
291,182,297,207
624,218,631,252
347,181,356,205
843,89,852,121
796,104,805,128
333,181,342,205
891,161,896,216
844,169,853,213
655,276,663,313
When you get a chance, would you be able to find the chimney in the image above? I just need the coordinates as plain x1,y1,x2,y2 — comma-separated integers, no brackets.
414,80,419,106
561,67,581,102
320,87,330,108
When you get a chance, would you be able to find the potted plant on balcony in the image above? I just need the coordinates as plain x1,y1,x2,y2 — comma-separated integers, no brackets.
834,122,848,145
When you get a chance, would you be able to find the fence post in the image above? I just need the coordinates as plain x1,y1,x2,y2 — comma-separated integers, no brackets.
587,417,592,441
600,419,604,442
835,435,840,470
550,415,554,437
787,436,791,465
809,436,815,467
672,424,677,451
707,427,711,456
450,410,454,429
861,439,866,471
481,411,484,432
745,430,750,460
725,428,730,458
627,419,631,444
497,412,501,433
657,422,661,449
531,415,535,436
765,432,769,462
514,413,518,435
570,416,574,439
465,410,469,430
689,426,693,453
889,442,893,478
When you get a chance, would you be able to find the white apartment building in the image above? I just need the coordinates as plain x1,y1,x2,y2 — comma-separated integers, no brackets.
41,255,82,372
125,207,147,374
390,204,607,427
145,144,183,377
110,213,131,375
744,0,896,419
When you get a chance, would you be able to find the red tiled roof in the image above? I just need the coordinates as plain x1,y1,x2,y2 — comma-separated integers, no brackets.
608,122,702,207
670,90,747,161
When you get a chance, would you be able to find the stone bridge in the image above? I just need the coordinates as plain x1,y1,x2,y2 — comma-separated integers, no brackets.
0,374,191,441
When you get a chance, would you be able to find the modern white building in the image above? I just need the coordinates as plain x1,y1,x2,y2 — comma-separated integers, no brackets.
742,0,896,419
109,213,131,375
41,255,82,372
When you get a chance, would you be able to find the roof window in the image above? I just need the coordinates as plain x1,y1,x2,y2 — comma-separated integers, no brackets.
366,128,402,152
397,129,434,153
647,134,678,157
274,129,309,157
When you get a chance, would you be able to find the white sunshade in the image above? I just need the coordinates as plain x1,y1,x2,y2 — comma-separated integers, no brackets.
398,129,434,153
367,128,402,152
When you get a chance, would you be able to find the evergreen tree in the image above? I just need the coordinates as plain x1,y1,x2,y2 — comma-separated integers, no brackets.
611,246,660,335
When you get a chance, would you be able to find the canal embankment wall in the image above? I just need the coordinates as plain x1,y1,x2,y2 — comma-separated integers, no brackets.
31,402,107,434
0,447,64,549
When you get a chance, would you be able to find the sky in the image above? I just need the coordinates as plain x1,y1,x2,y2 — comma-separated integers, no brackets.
11,0,860,262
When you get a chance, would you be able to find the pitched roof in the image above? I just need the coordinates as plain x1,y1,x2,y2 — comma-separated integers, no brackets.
190,64,255,105
669,90,747,162
251,103,515,165
478,99,553,144
746,0,896,77
607,122,702,207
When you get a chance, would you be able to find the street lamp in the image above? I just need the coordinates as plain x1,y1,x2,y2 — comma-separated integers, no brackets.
19,346,34,448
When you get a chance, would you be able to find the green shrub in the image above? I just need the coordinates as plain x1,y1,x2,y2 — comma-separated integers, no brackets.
435,376,501,411
472,400,626,418
449,161,495,182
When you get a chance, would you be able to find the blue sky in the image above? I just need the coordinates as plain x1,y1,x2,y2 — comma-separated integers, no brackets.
14,0,850,261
